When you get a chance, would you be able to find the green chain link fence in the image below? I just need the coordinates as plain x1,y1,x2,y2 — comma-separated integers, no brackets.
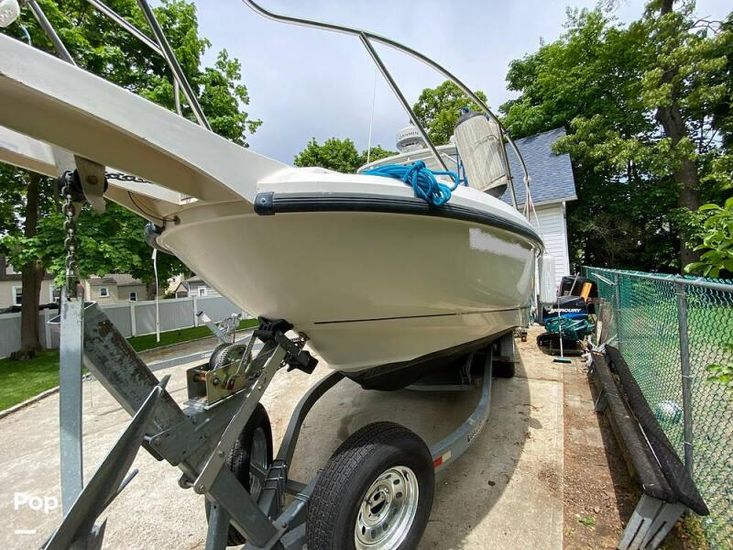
583,267,733,549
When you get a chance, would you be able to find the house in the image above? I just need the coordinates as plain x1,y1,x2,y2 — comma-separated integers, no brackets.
0,256,56,310
82,274,148,303
503,127,577,286
173,275,220,298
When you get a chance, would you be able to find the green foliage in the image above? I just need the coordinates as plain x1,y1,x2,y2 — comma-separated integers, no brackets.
413,81,488,145
501,3,733,272
685,198,733,277
3,202,184,285
362,145,396,166
578,514,597,527
705,361,733,391
294,138,361,173
0,0,260,283
294,138,395,173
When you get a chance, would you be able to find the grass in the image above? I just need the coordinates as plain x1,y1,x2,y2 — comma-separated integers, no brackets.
578,515,596,528
0,318,259,412
127,318,258,352
0,350,61,411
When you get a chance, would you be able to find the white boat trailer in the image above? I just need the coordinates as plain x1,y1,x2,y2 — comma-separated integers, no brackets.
44,302,512,549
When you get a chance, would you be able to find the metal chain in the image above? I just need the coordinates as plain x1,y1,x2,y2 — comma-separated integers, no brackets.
61,173,80,298
59,170,149,297
105,171,150,184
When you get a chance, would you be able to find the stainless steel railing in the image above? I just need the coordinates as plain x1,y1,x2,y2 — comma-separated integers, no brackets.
26,0,210,130
241,0,532,211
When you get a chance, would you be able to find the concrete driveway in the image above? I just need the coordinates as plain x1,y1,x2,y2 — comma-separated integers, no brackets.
1,332,563,549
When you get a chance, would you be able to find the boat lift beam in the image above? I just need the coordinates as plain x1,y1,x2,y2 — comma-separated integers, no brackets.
49,302,502,549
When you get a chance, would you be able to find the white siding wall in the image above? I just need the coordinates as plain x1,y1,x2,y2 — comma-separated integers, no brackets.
532,203,570,287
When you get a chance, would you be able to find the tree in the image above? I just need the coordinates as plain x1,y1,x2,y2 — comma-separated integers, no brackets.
501,2,732,272
0,0,260,357
294,138,395,173
685,198,733,277
361,145,396,166
0,164,57,358
413,81,488,145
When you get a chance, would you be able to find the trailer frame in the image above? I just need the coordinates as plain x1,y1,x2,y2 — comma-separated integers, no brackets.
45,303,507,549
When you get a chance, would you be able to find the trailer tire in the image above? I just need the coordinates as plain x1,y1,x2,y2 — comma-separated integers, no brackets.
307,422,434,550
204,403,272,546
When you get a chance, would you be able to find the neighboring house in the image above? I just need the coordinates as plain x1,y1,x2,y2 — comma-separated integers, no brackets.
0,255,56,310
173,275,220,298
83,274,148,303
503,127,577,286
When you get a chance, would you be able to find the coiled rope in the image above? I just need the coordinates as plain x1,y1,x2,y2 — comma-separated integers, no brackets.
363,161,459,206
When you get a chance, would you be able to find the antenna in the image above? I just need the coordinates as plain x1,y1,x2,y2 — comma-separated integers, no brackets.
366,66,377,165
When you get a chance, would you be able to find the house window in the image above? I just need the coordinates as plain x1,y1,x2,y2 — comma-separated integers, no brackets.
49,285,61,302
99,287,109,298
198,287,207,297
12,286,22,306
129,291,138,302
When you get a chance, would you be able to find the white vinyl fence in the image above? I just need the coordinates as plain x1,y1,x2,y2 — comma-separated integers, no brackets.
0,295,249,359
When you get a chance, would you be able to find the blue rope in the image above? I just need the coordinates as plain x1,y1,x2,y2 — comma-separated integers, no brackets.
363,161,460,206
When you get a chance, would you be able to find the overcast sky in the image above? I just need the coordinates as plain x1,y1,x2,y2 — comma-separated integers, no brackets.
195,0,730,164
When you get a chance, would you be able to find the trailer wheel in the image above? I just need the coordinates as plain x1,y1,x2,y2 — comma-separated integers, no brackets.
307,422,434,550
205,403,272,546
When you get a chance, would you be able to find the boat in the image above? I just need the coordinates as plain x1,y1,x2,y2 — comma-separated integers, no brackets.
0,0,543,389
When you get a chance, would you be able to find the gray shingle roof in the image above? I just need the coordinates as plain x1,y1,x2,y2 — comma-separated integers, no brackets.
87,274,143,286
501,127,576,207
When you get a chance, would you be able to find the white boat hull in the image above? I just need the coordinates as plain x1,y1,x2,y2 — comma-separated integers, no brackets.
159,199,537,374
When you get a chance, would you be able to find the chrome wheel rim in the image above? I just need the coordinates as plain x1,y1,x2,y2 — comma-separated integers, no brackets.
248,427,269,499
354,466,419,549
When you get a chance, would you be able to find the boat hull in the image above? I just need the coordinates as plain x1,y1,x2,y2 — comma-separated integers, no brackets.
159,200,537,374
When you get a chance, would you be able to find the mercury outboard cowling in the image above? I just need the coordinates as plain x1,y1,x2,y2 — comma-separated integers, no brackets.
453,110,509,197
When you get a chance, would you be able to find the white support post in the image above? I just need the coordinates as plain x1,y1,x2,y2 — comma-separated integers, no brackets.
43,308,52,349
59,288,84,513
192,295,199,327
130,301,137,337
618,494,686,550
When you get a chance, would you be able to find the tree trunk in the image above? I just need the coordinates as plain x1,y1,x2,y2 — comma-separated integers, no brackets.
655,0,701,267
16,172,44,359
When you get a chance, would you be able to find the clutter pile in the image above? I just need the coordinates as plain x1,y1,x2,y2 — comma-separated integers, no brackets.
537,274,597,357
